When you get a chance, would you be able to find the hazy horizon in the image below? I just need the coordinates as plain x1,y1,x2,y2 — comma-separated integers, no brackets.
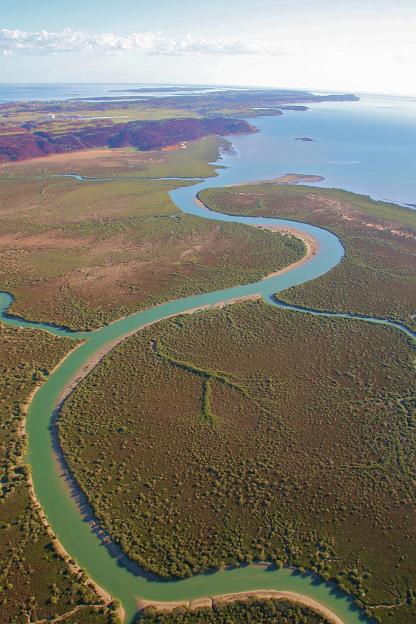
2,0,416,96
1,82,416,101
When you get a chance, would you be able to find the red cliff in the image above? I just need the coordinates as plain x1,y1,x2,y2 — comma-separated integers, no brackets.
0,117,256,163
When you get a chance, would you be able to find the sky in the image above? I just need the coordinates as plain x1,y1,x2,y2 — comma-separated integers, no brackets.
1,0,416,95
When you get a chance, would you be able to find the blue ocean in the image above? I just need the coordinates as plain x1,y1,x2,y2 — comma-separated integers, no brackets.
227,95,416,207
1,84,415,206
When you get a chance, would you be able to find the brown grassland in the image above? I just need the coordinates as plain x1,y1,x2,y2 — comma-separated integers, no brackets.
59,301,416,623
1,135,224,179
0,141,303,330
199,184,416,329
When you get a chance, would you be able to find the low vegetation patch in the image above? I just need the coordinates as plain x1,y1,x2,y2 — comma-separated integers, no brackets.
0,143,303,330
60,301,416,623
141,598,329,623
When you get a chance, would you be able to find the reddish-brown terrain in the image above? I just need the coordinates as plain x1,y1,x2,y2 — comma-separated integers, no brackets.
0,117,255,163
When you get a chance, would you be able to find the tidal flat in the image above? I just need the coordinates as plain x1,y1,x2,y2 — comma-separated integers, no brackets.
2,89,415,624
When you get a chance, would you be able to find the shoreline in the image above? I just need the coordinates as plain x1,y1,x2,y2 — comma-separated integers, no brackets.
256,224,318,278
137,589,344,624
235,172,326,186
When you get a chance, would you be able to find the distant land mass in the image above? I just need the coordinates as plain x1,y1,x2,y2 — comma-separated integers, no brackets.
0,88,358,163
280,105,310,111
108,86,219,93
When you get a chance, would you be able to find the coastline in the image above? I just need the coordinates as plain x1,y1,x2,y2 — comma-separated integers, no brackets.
3,89,413,624
137,589,344,624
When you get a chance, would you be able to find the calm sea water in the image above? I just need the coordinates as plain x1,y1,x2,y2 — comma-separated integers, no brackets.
226,95,416,207
1,83,415,206
0,82,226,102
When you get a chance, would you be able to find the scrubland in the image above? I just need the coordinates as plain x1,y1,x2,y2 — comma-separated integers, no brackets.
200,184,416,329
0,324,117,623
60,301,416,623
0,142,303,330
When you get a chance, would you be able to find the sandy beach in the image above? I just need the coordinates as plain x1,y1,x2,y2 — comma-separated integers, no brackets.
230,173,326,187
137,589,344,624
256,224,318,278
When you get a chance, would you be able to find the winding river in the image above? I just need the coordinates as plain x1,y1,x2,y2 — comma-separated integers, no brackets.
2,129,414,624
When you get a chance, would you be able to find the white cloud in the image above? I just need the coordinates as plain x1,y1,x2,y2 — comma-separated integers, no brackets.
0,27,309,57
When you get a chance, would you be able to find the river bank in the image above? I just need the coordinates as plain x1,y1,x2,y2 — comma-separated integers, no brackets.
137,590,344,624
19,349,123,619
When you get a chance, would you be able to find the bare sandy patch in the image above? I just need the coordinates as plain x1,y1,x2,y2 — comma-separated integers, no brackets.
136,589,344,624
268,173,325,185
255,225,318,278
231,173,326,187
0,232,89,250
6,147,164,171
